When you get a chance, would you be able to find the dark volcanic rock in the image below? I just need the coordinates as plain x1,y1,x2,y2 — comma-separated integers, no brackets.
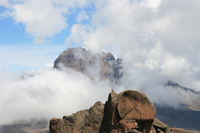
165,80,199,94
54,47,122,82
99,91,120,132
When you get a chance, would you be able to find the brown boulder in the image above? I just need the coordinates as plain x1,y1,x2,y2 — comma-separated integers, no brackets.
117,90,156,133
117,90,156,120
99,90,156,133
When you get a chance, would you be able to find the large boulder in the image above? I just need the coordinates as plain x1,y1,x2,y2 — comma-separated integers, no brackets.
99,90,156,133
117,90,156,120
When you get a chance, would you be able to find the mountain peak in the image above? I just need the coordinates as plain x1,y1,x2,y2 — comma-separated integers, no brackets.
54,47,123,82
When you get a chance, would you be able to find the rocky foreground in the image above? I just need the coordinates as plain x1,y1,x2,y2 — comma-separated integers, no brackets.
49,90,194,133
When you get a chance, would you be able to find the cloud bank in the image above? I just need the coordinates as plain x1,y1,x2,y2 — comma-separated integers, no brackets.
66,0,200,91
0,65,112,125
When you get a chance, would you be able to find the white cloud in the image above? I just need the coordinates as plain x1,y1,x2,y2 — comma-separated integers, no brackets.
0,0,10,7
9,0,68,43
76,10,89,22
66,0,200,91
1,0,94,44
0,66,112,125
0,60,195,126
143,0,162,9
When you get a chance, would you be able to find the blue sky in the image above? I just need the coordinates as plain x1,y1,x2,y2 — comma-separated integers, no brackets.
0,1,95,73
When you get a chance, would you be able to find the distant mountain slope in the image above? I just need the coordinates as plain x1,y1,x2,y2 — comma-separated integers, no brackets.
166,80,199,95
156,104,200,131
0,119,48,133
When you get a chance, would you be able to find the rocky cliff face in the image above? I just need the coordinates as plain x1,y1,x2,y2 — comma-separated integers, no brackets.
54,47,122,83
49,90,193,133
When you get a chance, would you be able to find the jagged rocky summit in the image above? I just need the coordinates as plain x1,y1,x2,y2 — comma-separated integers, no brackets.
49,90,192,133
54,47,122,83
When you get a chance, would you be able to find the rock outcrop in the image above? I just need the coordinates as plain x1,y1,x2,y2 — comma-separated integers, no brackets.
54,47,122,82
51,90,195,133
49,101,104,133
100,90,156,133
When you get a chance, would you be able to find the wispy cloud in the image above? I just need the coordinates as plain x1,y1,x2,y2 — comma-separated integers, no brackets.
1,0,93,43
66,0,200,91
76,10,89,22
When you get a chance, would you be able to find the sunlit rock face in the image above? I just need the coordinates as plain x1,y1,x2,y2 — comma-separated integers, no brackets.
54,47,123,83
100,90,156,133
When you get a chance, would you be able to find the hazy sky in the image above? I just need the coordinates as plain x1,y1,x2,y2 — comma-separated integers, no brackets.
0,0,200,125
